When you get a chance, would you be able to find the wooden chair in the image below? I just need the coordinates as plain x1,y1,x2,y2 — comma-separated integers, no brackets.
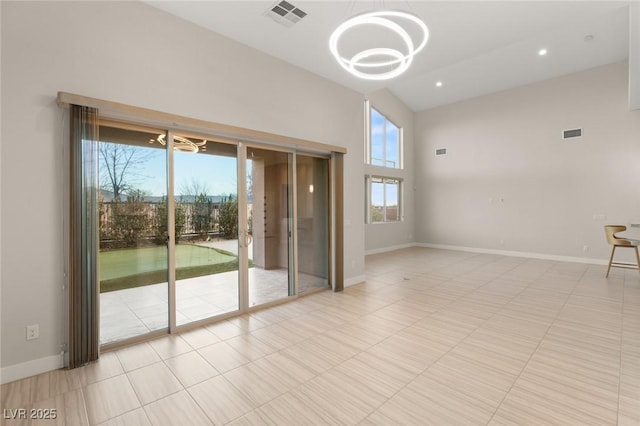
604,225,640,277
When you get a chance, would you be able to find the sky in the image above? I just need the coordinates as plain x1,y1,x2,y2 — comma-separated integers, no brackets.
371,108,399,168
370,108,400,207
371,179,398,207
99,134,393,206
100,143,241,197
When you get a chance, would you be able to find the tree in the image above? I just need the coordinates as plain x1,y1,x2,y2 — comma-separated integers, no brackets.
371,205,384,222
179,179,209,203
110,189,151,248
179,179,213,239
99,142,151,201
192,193,214,239
219,194,238,239
154,196,186,245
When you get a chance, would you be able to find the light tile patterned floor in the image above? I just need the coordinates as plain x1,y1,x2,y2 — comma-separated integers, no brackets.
3,247,640,425
101,269,327,344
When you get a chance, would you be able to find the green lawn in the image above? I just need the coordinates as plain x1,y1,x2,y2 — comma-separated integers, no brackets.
99,244,241,293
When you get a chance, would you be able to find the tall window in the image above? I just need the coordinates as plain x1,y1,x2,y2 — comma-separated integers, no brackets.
366,176,402,223
369,107,402,169
365,102,403,224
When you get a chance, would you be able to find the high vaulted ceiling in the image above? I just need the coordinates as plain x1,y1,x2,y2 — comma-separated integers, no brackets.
145,1,632,112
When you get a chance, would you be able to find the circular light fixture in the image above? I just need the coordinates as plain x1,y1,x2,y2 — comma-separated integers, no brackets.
538,48,548,56
436,81,443,87
329,10,429,81
155,134,207,153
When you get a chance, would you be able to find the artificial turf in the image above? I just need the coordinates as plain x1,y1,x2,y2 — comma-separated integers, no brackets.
99,244,244,293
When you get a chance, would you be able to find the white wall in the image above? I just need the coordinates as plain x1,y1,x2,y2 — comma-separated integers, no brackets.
415,61,640,261
0,1,366,380
364,89,416,254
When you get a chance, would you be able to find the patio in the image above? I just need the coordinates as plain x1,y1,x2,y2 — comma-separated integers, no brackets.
100,265,327,345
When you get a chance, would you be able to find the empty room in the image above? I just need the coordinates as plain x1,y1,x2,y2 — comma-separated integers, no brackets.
1,1,640,425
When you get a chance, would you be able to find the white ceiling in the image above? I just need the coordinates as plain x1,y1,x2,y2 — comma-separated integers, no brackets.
145,1,632,112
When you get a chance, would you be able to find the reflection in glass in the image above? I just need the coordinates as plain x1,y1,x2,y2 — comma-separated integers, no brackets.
247,147,293,306
98,125,168,345
296,155,330,292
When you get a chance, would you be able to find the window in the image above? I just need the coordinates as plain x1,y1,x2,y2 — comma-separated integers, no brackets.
368,106,402,169
366,176,402,223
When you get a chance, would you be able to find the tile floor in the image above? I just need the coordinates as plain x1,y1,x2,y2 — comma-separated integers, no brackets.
2,247,640,425
100,239,328,344
101,269,328,345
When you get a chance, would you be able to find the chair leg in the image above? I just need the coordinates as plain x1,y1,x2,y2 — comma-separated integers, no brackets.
606,246,616,277
635,246,640,275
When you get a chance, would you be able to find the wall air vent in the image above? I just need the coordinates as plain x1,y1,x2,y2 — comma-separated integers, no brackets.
563,128,583,139
435,148,447,156
266,1,307,27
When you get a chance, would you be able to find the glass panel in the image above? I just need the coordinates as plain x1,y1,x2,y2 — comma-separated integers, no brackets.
247,147,293,306
370,108,385,166
296,155,330,292
174,138,239,325
98,125,168,345
386,124,399,168
385,179,399,221
370,177,385,223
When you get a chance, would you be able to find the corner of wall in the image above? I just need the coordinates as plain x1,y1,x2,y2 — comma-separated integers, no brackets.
1,354,64,385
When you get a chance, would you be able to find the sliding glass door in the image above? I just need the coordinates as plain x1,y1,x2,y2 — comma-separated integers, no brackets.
174,138,239,326
96,122,329,346
246,147,294,307
98,124,169,345
296,155,330,293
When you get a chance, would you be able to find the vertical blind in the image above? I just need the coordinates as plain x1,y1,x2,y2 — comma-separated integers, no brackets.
68,105,100,368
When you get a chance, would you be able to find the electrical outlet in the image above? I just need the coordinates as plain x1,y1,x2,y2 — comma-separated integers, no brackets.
26,324,39,340
583,245,590,252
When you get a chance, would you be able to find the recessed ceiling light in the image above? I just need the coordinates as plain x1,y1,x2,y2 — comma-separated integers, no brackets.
584,34,594,42
436,81,443,87
538,48,548,56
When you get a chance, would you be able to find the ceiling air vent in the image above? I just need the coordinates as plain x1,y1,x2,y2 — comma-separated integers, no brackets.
563,128,583,139
435,148,447,156
266,1,307,27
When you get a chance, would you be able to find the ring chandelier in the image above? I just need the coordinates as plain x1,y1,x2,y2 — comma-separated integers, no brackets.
329,10,429,81
154,134,207,153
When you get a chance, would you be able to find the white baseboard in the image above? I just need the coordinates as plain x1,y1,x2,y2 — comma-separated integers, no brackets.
344,274,366,287
415,243,608,266
365,243,415,256
1,353,63,384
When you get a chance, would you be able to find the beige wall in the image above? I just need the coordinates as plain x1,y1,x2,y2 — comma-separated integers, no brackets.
630,3,640,110
4,0,637,382
415,61,640,261
365,89,416,253
0,1,367,379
